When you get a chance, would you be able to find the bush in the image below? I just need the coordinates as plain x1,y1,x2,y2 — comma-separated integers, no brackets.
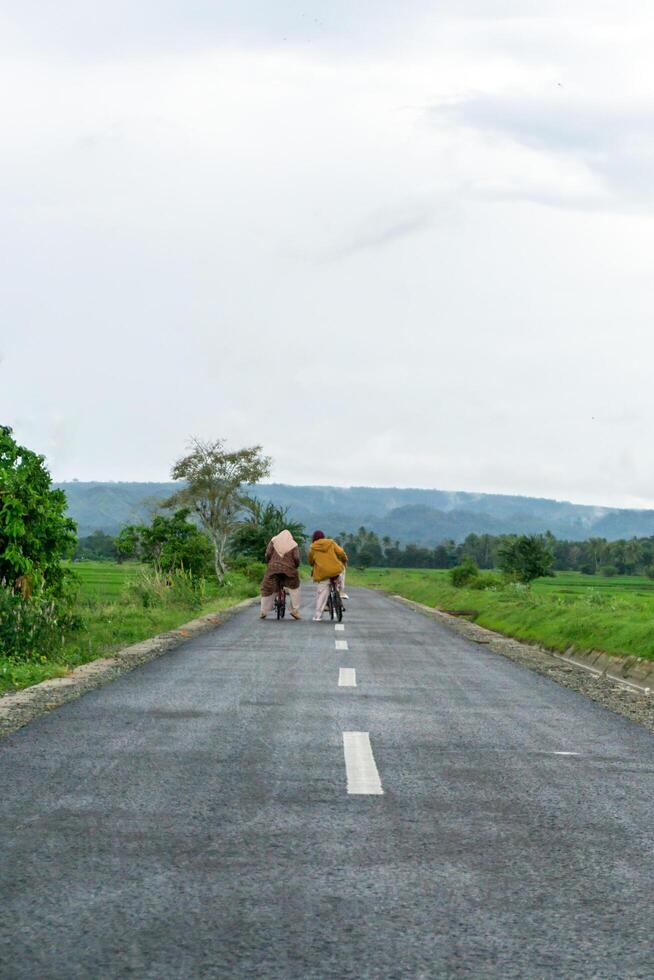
227,558,266,585
449,558,480,588
125,568,206,611
468,572,504,591
600,564,619,577
0,583,70,663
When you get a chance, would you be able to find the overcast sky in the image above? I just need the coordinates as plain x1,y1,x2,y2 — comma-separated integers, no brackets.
2,1,654,507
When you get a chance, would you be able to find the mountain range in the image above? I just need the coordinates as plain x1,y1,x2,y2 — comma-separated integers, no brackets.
55,482,654,544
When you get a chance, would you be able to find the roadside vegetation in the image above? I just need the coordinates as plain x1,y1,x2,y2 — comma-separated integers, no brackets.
0,432,275,695
347,566,654,661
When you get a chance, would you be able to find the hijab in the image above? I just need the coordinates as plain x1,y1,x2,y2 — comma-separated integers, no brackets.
271,529,298,557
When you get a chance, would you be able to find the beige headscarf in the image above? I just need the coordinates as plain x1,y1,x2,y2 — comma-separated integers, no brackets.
270,529,298,557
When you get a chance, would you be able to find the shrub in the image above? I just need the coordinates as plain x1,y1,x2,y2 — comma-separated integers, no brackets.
0,583,69,663
600,564,619,577
168,569,206,610
469,572,504,591
125,568,206,611
449,558,480,588
645,565,654,580
227,558,266,585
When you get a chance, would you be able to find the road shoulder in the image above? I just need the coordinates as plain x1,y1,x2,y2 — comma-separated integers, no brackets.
0,598,257,738
393,594,654,734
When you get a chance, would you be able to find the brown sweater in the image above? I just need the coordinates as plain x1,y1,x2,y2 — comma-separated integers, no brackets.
260,542,301,595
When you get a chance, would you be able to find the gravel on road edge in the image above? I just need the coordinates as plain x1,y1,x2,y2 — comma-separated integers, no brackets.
393,594,654,735
0,598,258,738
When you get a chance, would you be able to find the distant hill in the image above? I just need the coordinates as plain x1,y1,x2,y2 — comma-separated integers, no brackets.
56,481,654,544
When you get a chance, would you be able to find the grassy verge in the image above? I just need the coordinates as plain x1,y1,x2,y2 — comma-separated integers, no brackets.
347,568,654,661
0,561,259,695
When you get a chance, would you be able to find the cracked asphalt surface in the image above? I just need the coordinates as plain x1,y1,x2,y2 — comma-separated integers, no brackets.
2,586,654,978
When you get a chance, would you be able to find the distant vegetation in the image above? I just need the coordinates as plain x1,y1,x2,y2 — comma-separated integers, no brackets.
339,526,654,577
54,481,654,543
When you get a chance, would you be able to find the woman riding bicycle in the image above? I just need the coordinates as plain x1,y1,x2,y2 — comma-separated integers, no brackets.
308,530,348,621
260,529,301,620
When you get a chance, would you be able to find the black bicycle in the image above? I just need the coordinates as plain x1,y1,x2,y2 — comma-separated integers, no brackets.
326,577,344,622
273,575,286,619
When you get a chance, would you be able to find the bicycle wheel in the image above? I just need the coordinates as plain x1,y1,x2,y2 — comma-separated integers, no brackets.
334,591,344,622
277,590,286,619
327,592,334,620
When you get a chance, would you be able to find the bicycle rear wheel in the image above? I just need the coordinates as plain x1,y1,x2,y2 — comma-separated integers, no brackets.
334,592,343,622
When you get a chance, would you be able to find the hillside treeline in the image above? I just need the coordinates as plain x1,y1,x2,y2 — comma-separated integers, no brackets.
340,527,654,577
75,518,654,577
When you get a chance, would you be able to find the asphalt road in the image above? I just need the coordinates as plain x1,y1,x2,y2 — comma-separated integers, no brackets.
2,586,654,979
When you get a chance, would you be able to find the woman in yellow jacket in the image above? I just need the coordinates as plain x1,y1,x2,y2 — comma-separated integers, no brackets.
308,530,348,621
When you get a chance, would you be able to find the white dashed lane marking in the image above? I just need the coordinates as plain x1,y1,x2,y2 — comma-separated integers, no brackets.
342,732,383,795
335,640,348,651
338,668,356,687
335,624,345,631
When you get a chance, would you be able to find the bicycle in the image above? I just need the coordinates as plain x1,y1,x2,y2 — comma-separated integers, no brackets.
325,577,344,622
273,575,286,619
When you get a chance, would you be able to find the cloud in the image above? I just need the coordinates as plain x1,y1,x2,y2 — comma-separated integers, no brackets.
431,94,654,209
321,202,442,260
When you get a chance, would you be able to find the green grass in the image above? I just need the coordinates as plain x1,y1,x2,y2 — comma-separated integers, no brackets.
0,561,259,695
347,568,654,662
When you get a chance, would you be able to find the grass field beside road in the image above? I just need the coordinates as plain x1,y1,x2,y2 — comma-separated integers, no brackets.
0,561,259,695
347,568,654,662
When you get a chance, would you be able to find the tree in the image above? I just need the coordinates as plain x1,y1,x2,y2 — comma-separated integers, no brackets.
74,530,118,561
116,510,213,577
498,534,554,584
0,426,76,595
165,439,271,583
115,524,144,563
230,501,306,560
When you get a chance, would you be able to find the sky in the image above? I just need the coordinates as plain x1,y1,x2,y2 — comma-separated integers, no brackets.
2,1,654,508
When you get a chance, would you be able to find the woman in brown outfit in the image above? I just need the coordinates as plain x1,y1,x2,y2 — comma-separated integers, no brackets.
260,529,302,619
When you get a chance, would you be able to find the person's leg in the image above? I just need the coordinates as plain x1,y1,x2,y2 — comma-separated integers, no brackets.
337,569,349,598
260,593,274,617
287,587,301,618
314,580,329,619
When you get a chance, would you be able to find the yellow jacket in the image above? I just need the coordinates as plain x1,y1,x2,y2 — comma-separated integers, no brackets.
308,538,348,582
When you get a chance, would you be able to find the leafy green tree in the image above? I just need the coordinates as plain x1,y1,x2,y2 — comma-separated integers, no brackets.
116,510,213,577
74,530,118,561
0,426,76,595
166,439,271,583
498,534,554,584
230,501,306,560
115,524,144,563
